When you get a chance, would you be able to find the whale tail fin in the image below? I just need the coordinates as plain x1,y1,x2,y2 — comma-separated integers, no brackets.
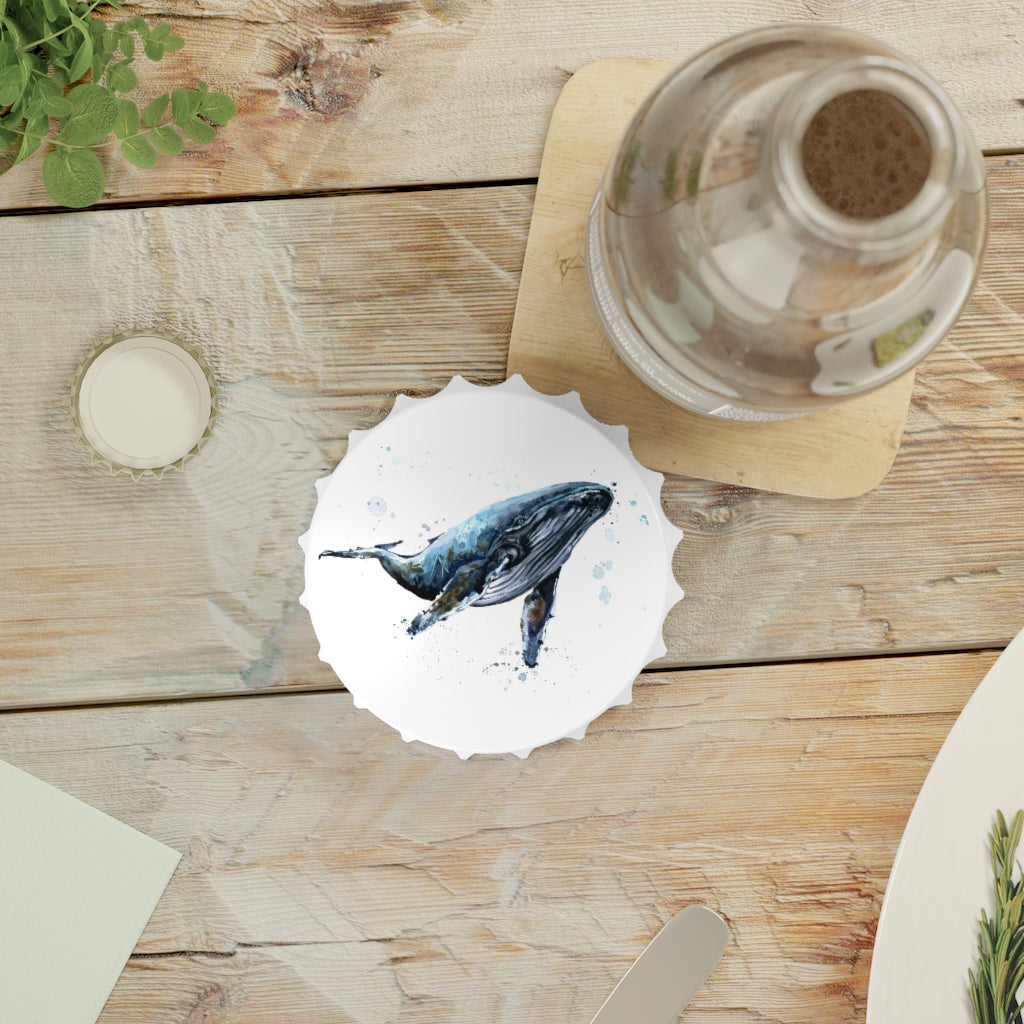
319,540,402,560
318,541,439,600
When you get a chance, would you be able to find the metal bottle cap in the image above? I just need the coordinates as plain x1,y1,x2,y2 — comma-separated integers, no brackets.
69,327,218,480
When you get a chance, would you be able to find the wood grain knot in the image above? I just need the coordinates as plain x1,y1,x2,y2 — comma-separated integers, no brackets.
179,978,236,1023
274,40,373,115
270,1,473,115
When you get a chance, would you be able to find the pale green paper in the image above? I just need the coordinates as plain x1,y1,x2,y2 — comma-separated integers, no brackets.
0,759,181,1024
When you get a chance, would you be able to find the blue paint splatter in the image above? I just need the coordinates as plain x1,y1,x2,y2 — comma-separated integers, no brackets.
598,586,612,605
367,496,387,517
593,564,605,580
604,528,616,543
639,514,650,526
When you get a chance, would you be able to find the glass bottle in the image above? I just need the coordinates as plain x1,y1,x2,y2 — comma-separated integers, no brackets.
585,24,987,422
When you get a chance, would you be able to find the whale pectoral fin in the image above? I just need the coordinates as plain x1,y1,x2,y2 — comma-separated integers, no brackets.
408,554,508,636
520,568,560,668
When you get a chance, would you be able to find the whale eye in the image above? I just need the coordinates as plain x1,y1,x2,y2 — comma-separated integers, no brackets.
514,515,527,527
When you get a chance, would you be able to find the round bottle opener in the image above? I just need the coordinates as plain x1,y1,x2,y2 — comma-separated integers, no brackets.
299,375,684,758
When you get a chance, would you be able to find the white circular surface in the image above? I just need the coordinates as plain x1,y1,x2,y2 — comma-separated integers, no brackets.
77,335,213,469
300,378,682,757
867,627,1024,1024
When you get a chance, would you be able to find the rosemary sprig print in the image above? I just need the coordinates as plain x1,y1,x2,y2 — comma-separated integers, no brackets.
969,810,1024,1024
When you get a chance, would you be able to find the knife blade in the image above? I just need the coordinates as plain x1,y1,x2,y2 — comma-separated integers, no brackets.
589,905,730,1024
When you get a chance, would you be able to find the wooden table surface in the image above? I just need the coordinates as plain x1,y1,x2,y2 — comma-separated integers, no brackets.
2,2,1022,1021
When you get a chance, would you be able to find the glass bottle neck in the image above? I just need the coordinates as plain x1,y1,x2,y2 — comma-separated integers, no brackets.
767,56,966,262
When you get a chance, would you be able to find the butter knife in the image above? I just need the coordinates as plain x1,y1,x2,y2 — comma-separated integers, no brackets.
590,905,730,1024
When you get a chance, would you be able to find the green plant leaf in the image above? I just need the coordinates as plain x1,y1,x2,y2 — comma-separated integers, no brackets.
42,146,105,207
107,58,137,92
66,13,94,83
0,14,23,49
969,810,1024,1024
46,31,71,58
113,96,138,137
38,85,73,117
170,87,199,125
14,107,47,165
60,82,118,146
180,114,215,144
149,123,182,154
17,84,45,121
143,92,169,126
0,63,24,107
121,133,156,168
50,59,70,87
198,90,235,126
5,93,29,121
1,1,234,198
35,74,64,100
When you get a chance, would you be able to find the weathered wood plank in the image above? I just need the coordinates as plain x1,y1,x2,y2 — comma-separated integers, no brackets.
0,0,1021,209
0,650,997,1023
0,186,532,707
2,164,1022,709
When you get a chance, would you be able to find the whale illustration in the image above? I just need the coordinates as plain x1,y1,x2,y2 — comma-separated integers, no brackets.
319,481,614,667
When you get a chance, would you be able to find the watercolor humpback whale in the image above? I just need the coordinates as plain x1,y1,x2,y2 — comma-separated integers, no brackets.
319,481,613,667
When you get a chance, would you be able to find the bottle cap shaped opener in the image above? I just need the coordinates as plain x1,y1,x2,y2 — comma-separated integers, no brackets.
299,375,683,758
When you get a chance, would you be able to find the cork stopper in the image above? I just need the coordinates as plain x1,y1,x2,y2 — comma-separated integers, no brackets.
69,327,218,480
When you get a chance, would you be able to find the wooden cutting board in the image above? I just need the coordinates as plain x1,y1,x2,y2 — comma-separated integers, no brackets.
506,57,916,499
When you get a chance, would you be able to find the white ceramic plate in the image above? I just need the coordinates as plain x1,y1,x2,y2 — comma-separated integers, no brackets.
299,376,683,758
867,627,1024,1023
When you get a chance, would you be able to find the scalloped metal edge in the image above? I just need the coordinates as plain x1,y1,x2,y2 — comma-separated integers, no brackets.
67,325,219,482
298,374,684,759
